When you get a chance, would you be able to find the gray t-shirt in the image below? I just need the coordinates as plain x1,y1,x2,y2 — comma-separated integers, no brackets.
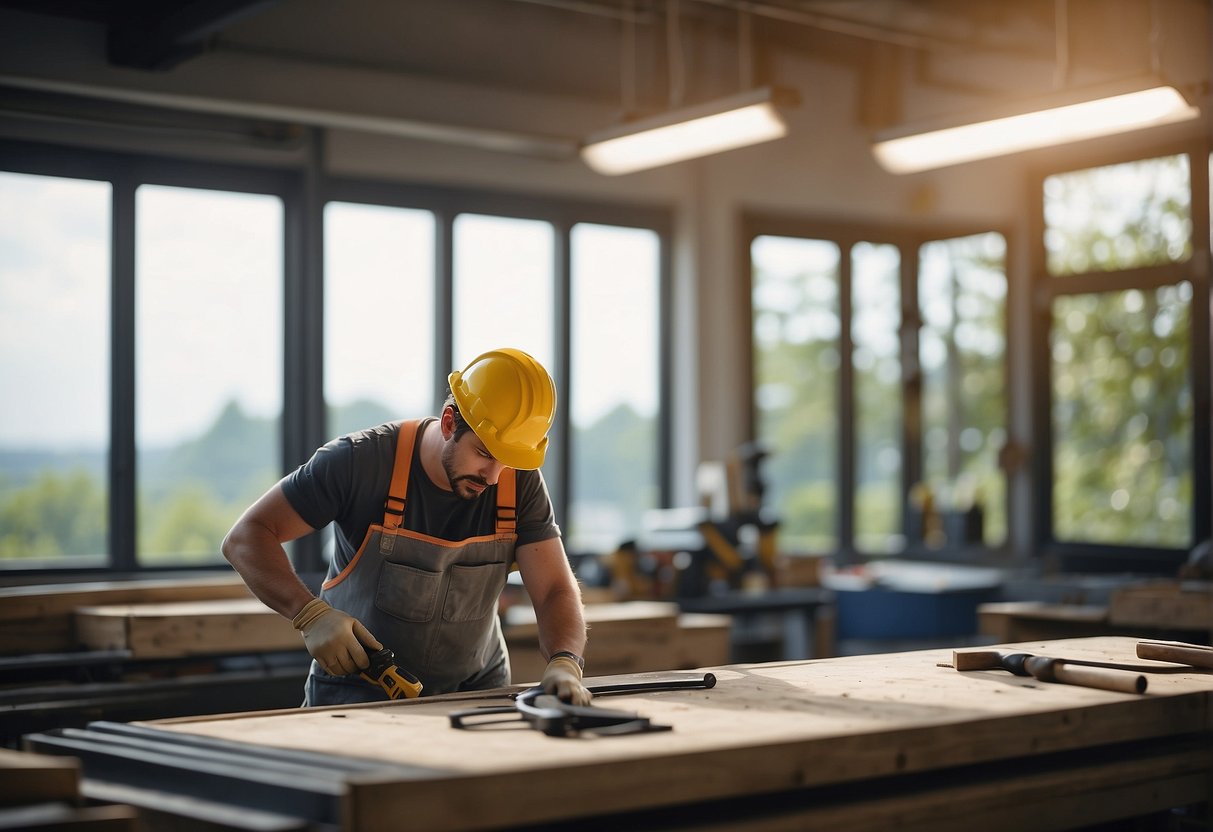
282,419,560,570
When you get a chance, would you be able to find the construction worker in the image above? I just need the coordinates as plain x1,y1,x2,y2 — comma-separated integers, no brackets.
222,348,591,707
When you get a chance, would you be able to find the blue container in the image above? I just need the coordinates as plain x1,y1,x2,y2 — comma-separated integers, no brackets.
833,585,999,640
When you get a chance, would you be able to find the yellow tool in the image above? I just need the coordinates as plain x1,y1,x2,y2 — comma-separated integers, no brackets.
359,645,423,700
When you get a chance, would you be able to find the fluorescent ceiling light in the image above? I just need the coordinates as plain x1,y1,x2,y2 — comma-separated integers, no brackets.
581,87,789,176
872,80,1200,175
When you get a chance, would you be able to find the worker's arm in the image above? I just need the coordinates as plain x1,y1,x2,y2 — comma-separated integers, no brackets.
221,481,378,675
515,536,591,703
221,480,317,617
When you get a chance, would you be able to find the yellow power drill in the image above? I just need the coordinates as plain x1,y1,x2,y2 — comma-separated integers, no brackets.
359,644,423,700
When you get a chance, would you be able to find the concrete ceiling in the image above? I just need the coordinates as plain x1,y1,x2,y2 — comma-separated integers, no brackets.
0,0,1205,160
0,0,1073,104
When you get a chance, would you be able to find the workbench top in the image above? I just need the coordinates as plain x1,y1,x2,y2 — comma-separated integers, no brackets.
129,636,1210,831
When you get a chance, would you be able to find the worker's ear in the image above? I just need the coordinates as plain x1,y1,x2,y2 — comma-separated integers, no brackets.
440,406,456,439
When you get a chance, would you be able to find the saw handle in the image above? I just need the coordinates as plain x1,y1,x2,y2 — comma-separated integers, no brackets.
1023,657,1147,694
1136,640,1213,670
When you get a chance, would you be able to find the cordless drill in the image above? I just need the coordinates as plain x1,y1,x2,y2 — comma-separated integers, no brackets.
358,644,424,700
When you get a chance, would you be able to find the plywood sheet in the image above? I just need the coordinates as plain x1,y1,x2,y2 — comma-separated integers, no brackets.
74,598,298,658
143,636,1213,832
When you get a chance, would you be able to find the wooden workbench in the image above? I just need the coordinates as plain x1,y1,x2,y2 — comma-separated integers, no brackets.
26,636,1213,831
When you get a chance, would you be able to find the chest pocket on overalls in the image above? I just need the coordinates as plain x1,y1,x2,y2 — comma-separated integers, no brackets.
442,561,508,622
375,560,442,623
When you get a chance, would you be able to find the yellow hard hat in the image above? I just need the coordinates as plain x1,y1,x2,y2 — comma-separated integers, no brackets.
448,348,557,470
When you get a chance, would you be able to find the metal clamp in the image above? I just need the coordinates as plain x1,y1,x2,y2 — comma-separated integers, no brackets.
448,672,716,737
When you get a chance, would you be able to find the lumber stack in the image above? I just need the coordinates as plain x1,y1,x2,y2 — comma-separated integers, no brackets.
0,575,254,655
503,601,731,682
74,598,300,659
0,748,137,831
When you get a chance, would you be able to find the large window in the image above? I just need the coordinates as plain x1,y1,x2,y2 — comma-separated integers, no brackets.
1051,287,1191,547
568,223,661,553
324,202,436,438
453,214,555,370
1041,153,1202,557
750,223,1007,558
852,242,902,554
0,172,110,566
135,185,283,565
8,141,1205,576
0,140,670,573
318,198,670,562
751,236,840,553
919,233,1008,548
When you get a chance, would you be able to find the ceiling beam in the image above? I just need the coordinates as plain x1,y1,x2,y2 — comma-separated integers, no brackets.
107,0,279,71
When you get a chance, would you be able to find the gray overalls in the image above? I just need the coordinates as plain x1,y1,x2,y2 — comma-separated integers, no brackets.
303,419,517,705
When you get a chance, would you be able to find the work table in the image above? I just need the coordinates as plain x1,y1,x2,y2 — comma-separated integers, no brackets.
26,636,1213,831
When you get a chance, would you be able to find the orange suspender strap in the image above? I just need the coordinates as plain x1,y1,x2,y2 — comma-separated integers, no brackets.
382,420,422,530
496,468,517,535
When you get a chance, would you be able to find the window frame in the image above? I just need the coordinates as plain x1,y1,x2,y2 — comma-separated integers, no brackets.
0,137,674,577
321,177,674,566
742,213,1013,564
1,138,301,578
1028,139,1212,574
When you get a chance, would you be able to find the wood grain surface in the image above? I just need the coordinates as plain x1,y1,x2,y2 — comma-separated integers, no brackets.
74,597,298,658
140,636,1213,831
0,575,252,655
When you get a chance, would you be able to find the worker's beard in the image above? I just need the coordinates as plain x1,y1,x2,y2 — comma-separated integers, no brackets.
441,439,489,500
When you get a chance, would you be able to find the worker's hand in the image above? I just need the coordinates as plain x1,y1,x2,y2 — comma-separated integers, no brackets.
291,598,382,676
541,653,592,706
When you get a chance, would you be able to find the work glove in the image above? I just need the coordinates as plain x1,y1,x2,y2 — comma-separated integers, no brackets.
541,652,592,706
291,598,381,677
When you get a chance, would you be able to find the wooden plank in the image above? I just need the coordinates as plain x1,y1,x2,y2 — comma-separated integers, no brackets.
0,748,79,806
140,636,1213,832
671,613,732,669
667,739,1212,832
74,598,298,659
503,600,680,638
0,575,252,621
978,601,1110,643
1108,580,1213,631
505,609,731,682
0,575,253,655
0,620,75,656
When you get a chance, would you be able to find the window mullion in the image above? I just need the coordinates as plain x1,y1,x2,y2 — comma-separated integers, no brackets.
111,175,137,573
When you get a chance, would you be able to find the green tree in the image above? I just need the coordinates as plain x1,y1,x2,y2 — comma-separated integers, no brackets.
752,241,840,553
1047,155,1193,549
570,402,658,549
139,481,236,564
0,468,106,559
